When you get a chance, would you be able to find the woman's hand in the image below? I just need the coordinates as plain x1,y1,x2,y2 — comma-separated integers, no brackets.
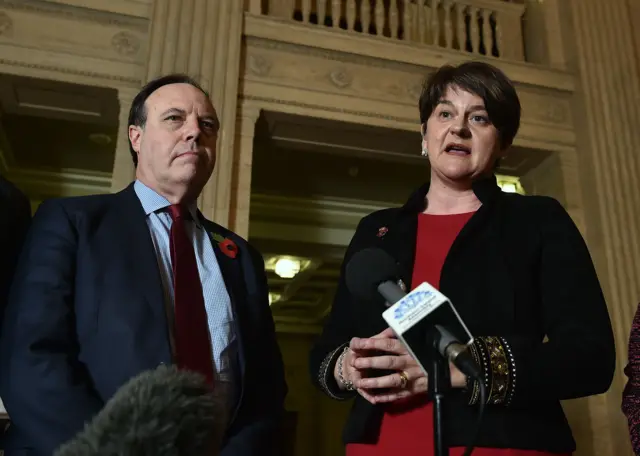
333,329,392,394
349,328,427,403
335,328,468,404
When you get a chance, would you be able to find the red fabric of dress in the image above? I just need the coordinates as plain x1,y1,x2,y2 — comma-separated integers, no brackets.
346,212,571,456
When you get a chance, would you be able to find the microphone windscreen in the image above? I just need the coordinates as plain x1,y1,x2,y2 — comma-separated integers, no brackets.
345,247,399,301
54,365,217,456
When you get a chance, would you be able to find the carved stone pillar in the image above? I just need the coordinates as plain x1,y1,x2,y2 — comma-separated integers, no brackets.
229,103,260,238
629,0,640,63
110,87,138,193
522,0,568,69
145,0,244,226
568,1,640,455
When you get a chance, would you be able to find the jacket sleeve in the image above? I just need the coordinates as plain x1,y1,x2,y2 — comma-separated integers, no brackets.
309,217,373,401
465,197,615,407
0,200,103,455
623,304,640,455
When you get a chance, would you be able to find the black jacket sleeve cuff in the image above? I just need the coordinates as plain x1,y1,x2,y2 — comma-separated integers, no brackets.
316,343,357,400
465,336,517,407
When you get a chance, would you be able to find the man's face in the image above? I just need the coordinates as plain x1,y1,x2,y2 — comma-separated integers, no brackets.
129,83,219,201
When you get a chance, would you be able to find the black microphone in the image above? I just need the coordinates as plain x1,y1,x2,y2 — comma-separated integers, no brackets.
345,247,405,303
345,247,481,381
54,365,218,456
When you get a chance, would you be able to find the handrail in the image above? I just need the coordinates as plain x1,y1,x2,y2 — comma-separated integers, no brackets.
250,0,527,61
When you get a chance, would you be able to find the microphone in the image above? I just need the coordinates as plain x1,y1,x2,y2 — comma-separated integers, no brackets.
54,365,218,456
345,247,481,380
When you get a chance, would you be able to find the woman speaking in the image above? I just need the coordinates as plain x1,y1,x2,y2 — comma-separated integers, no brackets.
309,61,615,455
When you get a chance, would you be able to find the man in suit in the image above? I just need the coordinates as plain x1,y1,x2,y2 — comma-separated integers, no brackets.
0,74,287,456
0,175,31,325
0,176,31,447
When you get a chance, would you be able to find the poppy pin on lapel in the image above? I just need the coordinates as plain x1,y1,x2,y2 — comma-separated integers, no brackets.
377,226,388,238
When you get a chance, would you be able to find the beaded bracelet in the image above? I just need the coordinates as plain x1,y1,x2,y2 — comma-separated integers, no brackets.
337,346,355,391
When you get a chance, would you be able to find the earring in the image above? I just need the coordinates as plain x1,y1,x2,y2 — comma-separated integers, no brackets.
421,147,428,157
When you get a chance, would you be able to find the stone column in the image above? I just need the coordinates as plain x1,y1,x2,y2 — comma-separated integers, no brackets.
145,0,244,227
522,0,568,69
110,87,138,193
567,1,640,455
229,102,260,238
628,0,640,63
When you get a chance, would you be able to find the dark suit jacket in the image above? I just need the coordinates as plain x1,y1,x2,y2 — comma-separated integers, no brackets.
0,184,287,456
0,176,31,323
309,176,615,453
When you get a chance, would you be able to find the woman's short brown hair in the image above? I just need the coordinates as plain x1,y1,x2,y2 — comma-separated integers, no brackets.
418,61,521,149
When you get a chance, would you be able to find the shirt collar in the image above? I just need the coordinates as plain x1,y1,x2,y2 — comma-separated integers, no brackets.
133,180,202,228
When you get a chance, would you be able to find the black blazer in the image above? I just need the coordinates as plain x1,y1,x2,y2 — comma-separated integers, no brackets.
0,184,287,456
309,176,615,453
0,176,31,323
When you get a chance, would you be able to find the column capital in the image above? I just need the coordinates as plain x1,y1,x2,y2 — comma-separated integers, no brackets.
237,101,261,122
117,86,139,104
111,85,140,193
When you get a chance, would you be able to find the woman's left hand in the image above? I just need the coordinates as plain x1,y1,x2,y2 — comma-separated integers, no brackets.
350,328,466,404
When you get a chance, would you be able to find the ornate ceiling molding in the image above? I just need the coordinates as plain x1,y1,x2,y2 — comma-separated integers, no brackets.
244,14,576,93
5,166,111,198
0,0,148,30
0,58,141,84
243,94,416,125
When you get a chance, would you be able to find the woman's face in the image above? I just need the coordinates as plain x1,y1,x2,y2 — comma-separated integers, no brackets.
423,85,505,186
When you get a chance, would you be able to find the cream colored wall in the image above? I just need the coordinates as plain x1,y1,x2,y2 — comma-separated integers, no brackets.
629,0,640,64
277,332,351,456
562,1,640,455
0,1,639,455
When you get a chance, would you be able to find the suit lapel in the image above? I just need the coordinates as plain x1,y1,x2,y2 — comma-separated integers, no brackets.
376,176,502,292
374,210,419,291
202,222,247,375
203,223,248,426
115,184,166,323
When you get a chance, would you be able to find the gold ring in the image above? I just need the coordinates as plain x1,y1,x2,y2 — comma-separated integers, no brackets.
398,370,409,389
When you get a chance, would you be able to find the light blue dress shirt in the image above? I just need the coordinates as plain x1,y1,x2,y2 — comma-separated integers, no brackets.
134,180,237,384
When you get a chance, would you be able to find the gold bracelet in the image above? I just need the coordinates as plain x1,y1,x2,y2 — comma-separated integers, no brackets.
467,343,481,405
483,336,509,405
499,337,517,406
474,338,492,404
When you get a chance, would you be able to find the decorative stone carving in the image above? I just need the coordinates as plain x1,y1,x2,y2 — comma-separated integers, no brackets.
111,31,140,56
247,55,271,76
528,99,568,124
329,68,353,88
244,94,415,124
0,12,13,37
0,58,139,83
408,83,422,100
1,0,147,29
543,101,567,124
247,36,416,73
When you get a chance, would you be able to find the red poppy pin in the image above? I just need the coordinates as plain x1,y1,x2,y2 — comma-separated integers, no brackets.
211,233,238,259
377,227,388,238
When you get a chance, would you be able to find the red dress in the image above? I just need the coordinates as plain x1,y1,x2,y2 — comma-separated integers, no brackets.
347,212,571,456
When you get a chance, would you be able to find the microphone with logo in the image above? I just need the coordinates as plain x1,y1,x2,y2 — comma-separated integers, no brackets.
54,365,218,456
345,247,487,456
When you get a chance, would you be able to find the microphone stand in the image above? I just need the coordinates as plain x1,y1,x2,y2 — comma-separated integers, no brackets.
426,327,450,456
